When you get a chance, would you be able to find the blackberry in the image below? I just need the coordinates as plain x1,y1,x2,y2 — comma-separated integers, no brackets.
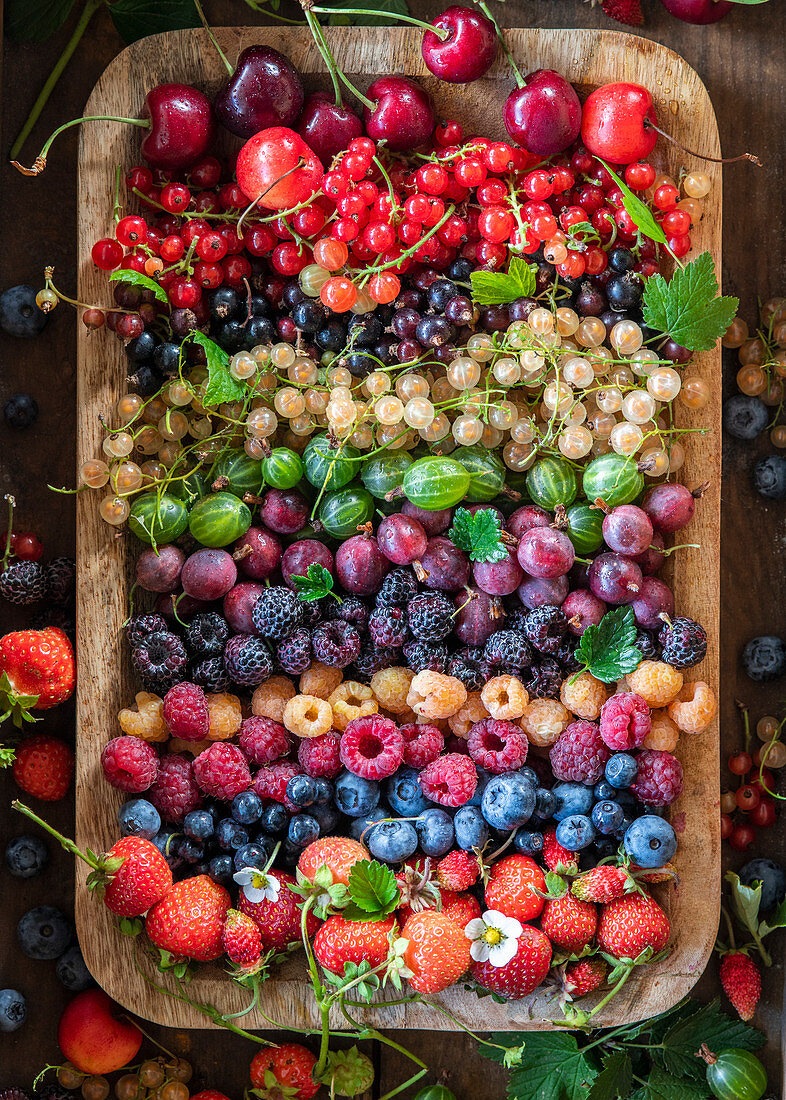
505,607,529,633
407,591,454,642
191,656,230,693
522,605,568,654
185,611,230,657
525,657,563,699
446,648,487,692
402,640,448,673
335,595,369,631
353,641,400,681
368,605,409,648
483,630,533,670
658,616,707,669
44,557,76,605
251,586,304,640
224,635,274,686
377,567,418,607
132,630,188,686
301,595,331,628
555,641,581,674
0,560,45,605
312,619,361,667
277,628,312,675
126,612,168,648
635,628,661,661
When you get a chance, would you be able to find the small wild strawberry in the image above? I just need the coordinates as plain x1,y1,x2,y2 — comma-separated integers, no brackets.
720,950,761,1021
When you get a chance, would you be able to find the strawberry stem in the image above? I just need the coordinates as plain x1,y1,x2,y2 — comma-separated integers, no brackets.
2,495,15,568
12,800,100,871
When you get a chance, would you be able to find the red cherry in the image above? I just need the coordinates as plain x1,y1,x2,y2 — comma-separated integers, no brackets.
141,84,215,170
504,70,582,156
660,0,733,22
214,45,304,138
421,5,498,84
580,82,658,164
363,77,435,153
235,127,323,211
297,92,364,168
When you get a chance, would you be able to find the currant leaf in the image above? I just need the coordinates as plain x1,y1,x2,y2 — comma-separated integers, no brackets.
449,507,509,563
597,161,667,247
470,256,538,305
108,268,169,304
641,251,738,352
573,607,642,684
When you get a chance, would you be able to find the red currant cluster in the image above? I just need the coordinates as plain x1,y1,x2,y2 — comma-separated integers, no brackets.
721,708,783,850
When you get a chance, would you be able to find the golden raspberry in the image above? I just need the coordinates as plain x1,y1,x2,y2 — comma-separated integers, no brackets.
627,661,684,709
519,698,571,748
252,676,296,723
283,694,333,739
644,709,680,752
560,672,608,720
481,675,529,720
168,737,211,756
448,692,489,737
206,693,243,740
407,671,467,720
118,691,167,742
667,680,717,734
329,681,378,731
371,667,415,715
396,707,419,725
300,662,343,700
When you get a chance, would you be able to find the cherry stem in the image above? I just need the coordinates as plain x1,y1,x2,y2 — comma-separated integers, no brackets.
13,114,151,177
310,14,344,107
192,0,233,75
311,6,450,40
476,0,524,87
643,119,762,167
301,5,375,111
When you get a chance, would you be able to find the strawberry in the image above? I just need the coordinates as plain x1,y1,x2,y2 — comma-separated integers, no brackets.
298,836,368,886
564,958,608,998
435,850,479,892
636,862,679,885
250,1043,319,1100
146,875,230,961
239,870,320,951
222,908,262,968
313,914,395,972
720,950,761,1021
596,891,671,959
402,909,472,993
471,925,552,999
396,857,441,919
190,1093,231,1100
542,829,579,875
541,894,597,954
484,854,546,923
0,627,75,725
571,865,632,904
594,0,644,25
441,890,482,929
12,734,73,800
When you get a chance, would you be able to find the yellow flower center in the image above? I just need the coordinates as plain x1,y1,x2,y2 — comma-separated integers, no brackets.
482,927,503,946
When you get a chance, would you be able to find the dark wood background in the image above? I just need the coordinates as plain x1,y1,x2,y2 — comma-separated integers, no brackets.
1,0,784,1094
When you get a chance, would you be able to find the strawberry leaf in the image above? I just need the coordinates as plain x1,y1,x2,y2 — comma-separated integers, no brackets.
470,256,538,305
290,563,336,602
108,267,169,305
449,507,509,563
586,1052,632,1100
572,607,642,684
597,161,667,247
641,251,738,353
0,672,40,729
484,1033,598,1099
344,859,400,921
653,998,764,1079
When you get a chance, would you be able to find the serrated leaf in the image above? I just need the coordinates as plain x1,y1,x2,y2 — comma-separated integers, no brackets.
630,1066,709,1100
586,1052,633,1100
599,161,667,247
108,267,169,304
322,0,411,25
545,871,567,898
574,607,642,684
470,256,538,306
109,0,199,43
654,999,765,1080
6,0,76,42
448,507,509,563
290,563,336,602
189,330,247,407
347,859,400,919
641,251,738,353
485,1033,598,1100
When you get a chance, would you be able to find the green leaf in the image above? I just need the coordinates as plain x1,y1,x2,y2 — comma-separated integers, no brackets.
641,251,738,353
108,267,169,304
654,998,765,1080
289,563,336,602
485,1033,598,1100
759,893,786,935
725,871,763,936
448,507,509,563
109,0,199,43
544,871,568,898
6,0,76,42
574,607,642,684
0,744,16,768
631,1066,710,1100
321,0,411,25
598,161,667,246
470,256,538,306
586,1052,633,1100
346,859,400,921
188,330,247,407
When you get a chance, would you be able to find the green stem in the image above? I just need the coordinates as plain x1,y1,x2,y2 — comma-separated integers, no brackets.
12,800,100,871
720,904,736,950
476,0,523,87
2,496,15,569
315,1001,332,1079
9,0,103,162
339,1003,429,1100
355,204,456,284
192,0,234,74
421,999,513,1055
308,12,344,107
14,113,150,175
311,6,449,38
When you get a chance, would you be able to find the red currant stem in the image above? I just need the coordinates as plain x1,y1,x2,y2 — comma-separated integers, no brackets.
12,114,150,177
113,164,123,225
758,744,784,803
2,495,15,569
739,702,752,754
43,274,132,316
475,0,524,87
642,120,762,167
119,1015,178,1060
372,155,401,218
192,0,234,75
311,6,450,39
355,204,455,285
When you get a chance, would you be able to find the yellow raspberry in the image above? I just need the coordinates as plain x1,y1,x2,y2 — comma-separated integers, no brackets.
644,709,680,752
118,692,167,742
168,737,211,756
519,698,571,748
252,676,296,723
283,694,333,739
407,671,467,720
667,680,716,734
627,661,684,709
300,662,343,700
481,675,529,720
371,667,415,715
206,693,243,740
448,692,489,737
396,707,419,725
560,671,608,720
328,681,378,731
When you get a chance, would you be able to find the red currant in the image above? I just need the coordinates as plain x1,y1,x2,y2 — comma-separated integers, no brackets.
115,313,145,339
728,823,757,851
728,752,752,776
625,161,656,190
416,163,448,195
454,157,486,189
91,238,124,270
193,261,223,289
169,276,201,309
116,215,148,247
720,813,734,840
189,155,222,189
196,232,228,262
12,532,44,561
160,183,191,213
653,183,679,210
667,234,691,259
160,235,185,262
750,797,776,828
126,166,153,193
478,206,513,243
245,224,276,256
735,784,760,812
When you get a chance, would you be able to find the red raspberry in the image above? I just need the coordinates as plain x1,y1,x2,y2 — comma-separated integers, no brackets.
340,715,404,779
148,753,203,822
467,718,528,774
193,743,251,801
100,736,159,793
436,850,479,891
549,720,609,784
445,734,471,755
12,734,74,801
162,681,209,741
599,692,651,751
298,731,342,778
629,748,683,805
238,716,291,765
400,722,444,767
419,753,477,807
253,760,303,811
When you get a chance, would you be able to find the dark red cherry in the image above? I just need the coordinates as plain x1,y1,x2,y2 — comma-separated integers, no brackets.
363,77,436,152
421,5,497,84
142,84,216,169
213,46,304,138
298,92,364,168
504,70,581,156
659,0,732,22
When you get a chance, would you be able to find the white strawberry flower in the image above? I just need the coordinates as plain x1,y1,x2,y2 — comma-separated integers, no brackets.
465,909,523,967
233,867,280,904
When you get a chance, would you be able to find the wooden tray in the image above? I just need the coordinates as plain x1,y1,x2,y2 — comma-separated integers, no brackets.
76,26,721,1032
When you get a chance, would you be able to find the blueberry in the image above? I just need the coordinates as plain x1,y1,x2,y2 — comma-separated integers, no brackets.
313,778,333,806
259,803,289,834
723,394,769,440
118,799,161,840
233,842,270,871
604,753,638,789
384,766,431,816
593,780,617,802
231,790,264,824
467,765,493,807
531,788,557,822
4,394,38,429
514,829,544,856
288,814,320,847
0,285,48,337
17,906,72,959
311,803,340,834
208,854,234,885
555,814,596,851
349,806,388,841
55,944,94,992
184,809,215,841
742,635,786,682
481,773,536,830
614,789,638,813
592,835,619,860
552,782,594,821
177,837,205,864
368,820,419,863
0,988,27,1032
518,766,539,787
335,771,381,817
416,808,455,858
591,800,625,835
753,455,786,501
739,858,786,912
151,829,184,869
4,834,48,877
286,775,318,809
216,818,249,850
281,839,303,866
623,815,677,868
454,805,489,850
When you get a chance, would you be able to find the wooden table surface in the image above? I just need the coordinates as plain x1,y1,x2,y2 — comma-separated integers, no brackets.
1,1,784,1095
